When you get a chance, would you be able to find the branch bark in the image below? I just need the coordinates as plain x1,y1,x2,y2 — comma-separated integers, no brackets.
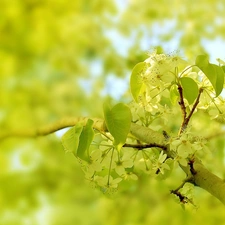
0,117,106,140
130,123,225,205
1,118,225,205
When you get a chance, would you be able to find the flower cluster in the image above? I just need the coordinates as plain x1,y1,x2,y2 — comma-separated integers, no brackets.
170,132,208,167
143,52,179,87
137,52,187,115
78,138,138,193
76,133,175,193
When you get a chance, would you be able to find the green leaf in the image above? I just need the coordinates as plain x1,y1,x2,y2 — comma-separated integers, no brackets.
103,103,132,146
195,55,209,68
180,77,199,104
195,55,224,96
61,120,95,161
221,65,225,73
170,84,179,105
130,62,147,102
212,64,224,97
77,119,95,161
61,125,83,154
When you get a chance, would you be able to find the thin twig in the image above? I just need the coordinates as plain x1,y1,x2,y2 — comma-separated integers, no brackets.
178,84,187,121
178,88,203,135
170,176,194,204
185,88,204,126
123,143,167,150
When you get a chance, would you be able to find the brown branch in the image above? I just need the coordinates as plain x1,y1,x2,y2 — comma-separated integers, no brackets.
123,143,167,150
178,84,187,121
179,88,203,135
185,88,203,126
170,176,195,204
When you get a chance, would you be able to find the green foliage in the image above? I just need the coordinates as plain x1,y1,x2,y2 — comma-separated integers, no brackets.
62,125,83,155
62,119,94,161
170,84,179,105
66,52,225,211
103,103,132,146
130,62,147,102
2,1,225,224
180,77,199,104
77,119,95,161
195,55,225,96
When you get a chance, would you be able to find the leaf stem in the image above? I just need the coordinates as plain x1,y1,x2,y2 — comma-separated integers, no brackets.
107,147,115,186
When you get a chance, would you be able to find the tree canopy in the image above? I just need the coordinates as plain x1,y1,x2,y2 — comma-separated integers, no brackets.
1,1,225,224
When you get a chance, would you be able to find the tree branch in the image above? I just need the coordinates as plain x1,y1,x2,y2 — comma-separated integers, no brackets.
170,177,194,204
130,123,166,145
193,160,225,205
1,117,225,205
0,117,106,140
130,123,225,205
185,88,203,126
178,87,203,135
123,143,167,150
178,84,187,122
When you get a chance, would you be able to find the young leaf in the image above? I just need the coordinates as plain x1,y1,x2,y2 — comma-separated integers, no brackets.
195,55,224,96
61,125,83,154
77,119,95,161
212,64,224,97
170,84,179,105
130,62,147,102
103,103,132,146
221,65,225,73
195,55,209,68
180,77,198,104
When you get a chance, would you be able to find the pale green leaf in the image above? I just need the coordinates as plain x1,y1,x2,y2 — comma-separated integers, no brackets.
170,84,179,105
195,55,209,68
61,125,83,154
103,103,132,146
195,55,224,96
77,119,95,161
212,64,224,97
180,77,199,104
130,62,147,102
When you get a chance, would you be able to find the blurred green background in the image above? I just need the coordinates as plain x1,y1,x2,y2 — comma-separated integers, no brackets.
1,0,225,224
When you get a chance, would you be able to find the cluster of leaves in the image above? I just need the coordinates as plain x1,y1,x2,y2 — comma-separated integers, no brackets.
130,52,224,112
62,51,225,202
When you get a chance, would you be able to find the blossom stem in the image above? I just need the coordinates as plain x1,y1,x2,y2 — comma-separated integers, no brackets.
107,148,115,186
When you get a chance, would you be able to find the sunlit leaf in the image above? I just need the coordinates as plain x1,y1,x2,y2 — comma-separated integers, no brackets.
61,125,83,154
195,55,209,68
130,62,147,102
103,103,131,146
77,119,95,161
195,55,224,96
180,77,198,104
170,84,179,105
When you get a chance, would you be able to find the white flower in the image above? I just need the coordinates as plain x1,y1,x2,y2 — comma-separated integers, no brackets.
143,52,184,87
84,150,102,177
121,172,138,181
153,151,170,174
114,158,133,176
96,175,122,189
